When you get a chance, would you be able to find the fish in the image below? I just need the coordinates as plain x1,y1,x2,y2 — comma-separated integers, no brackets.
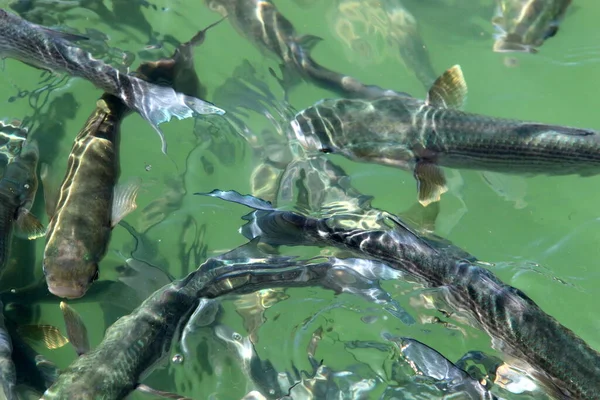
0,139,44,280
42,95,140,299
492,0,572,53
292,64,600,206
136,16,226,100
0,300,17,400
0,8,225,153
41,243,339,400
203,190,600,399
330,0,437,90
205,0,406,99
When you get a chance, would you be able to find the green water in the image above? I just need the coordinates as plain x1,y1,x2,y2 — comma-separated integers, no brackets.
1,0,600,398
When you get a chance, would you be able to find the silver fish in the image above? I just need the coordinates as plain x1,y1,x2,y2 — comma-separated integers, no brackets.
292,64,600,206
0,8,225,153
204,190,600,399
205,0,405,99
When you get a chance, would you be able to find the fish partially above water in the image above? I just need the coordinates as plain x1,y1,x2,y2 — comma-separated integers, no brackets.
0,8,225,153
292,64,600,206
492,0,572,53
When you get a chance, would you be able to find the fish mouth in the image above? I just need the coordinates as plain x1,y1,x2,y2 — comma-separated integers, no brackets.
48,284,87,299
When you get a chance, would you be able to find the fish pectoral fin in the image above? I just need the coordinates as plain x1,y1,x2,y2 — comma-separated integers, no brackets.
41,163,58,218
60,302,91,356
111,178,142,227
39,27,89,43
414,162,448,207
296,34,324,51
15,210,46,240
136,383,194,400
399,200,441,233
17,324,69,350
425,65,468,109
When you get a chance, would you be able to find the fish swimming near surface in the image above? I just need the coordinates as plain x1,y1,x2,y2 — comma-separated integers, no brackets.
205,0,405,99
202,190,600,399
0,139,44,278
292,64,600,206
0,8,225,153
492,0,572,53
42,95,139,299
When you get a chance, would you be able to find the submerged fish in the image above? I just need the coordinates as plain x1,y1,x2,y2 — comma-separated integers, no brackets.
492,0,572,53
0,300,16,400
330,0,437,89
204,190,600,399
42,95,139,299
0,139,44,279
292,64,600,206
205,0,405,99
0,8,225,153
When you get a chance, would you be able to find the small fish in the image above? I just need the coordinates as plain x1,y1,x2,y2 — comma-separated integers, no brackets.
42,96,140,299
205,0,405,99
0,8,225,153
292,64,600,206
203,190,600,399
0,139,44,279
492,0,572,53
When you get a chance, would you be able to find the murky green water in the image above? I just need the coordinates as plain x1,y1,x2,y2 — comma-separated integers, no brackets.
1,0,599,399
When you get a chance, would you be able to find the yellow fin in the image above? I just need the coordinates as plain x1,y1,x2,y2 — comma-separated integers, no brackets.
414,162,448,207
17,324,69,350
15,210,46,239
426,65,467,109
60,301,90,356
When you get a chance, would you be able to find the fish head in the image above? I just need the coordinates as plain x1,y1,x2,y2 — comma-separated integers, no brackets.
43,241,99,299
0,139,39,207
0,120,28,163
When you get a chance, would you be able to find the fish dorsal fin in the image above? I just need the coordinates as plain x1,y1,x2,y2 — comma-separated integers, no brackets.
39,27,89,43
426,65,467,109
296,34,323,52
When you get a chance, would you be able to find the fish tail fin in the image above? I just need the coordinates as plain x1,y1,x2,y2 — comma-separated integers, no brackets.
195,190,314,247
129,78,225,154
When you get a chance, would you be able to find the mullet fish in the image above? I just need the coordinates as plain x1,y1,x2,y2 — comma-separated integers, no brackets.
202,190,600,399
0,8,225,153
292,65,600,206
205,0,405,99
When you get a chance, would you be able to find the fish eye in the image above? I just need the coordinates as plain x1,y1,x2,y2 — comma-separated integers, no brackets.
545,26,559,40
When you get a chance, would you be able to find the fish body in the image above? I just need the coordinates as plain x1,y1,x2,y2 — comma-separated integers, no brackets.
0,8,224,153
492,0,572,53
205,0,405,99
0,301,16,400
330,0,437,89
0,140,43,277
292,65,600,206
42,95,137,299
205,190,600,399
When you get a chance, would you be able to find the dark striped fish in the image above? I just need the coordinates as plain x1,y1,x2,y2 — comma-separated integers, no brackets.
203,190,600,400
205,0,405,99
492,0,572,53
292,64,600,206
41,243,341,400
42,95,138,299
0,8,224,154
0,139,44,278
